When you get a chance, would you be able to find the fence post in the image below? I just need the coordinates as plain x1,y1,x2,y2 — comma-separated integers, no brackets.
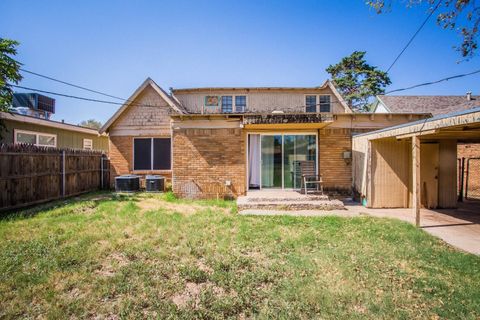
61,150,66,197
101,155,104,189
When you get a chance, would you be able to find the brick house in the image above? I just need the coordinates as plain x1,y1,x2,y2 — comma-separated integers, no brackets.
100,78,429,199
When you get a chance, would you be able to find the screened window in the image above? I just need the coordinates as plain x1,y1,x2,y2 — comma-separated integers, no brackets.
15,130,56,147
305,95,317,113
235,96,247,112
133,138,171,171
221,96,233,113
319,95,331,112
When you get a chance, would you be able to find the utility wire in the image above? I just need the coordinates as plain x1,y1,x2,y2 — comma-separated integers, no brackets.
7,68,480,112
20,68,127,101
385,69,480,94
8,84,163,109
386,0,442,72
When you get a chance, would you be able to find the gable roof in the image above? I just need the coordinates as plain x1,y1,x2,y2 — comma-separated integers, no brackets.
100,78,186,134
375,95,480,116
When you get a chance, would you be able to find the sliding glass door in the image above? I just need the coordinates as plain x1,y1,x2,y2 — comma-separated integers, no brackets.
261,135,282,188
253,133,317,190
283,135,316,189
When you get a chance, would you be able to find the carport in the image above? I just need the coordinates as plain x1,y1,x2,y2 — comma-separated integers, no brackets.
353,107,480,226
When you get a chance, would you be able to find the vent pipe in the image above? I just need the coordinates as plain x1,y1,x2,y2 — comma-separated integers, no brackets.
466,92,472,101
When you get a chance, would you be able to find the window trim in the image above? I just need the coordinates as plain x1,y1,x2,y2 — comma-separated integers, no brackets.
304,94,332,113
234,95,248,113
221,95,233,113
83,138,93,150
14,129,57,147
132,137,172,172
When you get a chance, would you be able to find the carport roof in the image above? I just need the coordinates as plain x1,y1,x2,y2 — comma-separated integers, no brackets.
353,106,480,142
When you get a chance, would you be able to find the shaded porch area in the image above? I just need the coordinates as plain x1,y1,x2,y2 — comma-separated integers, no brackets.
352,107,480,227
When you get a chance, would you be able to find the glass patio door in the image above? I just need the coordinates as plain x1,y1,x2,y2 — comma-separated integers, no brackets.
258,134,317,189
261,135,282,188
283,135,317,189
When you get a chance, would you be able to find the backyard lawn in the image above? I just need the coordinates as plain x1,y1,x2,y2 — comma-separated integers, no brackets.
0,192,479,319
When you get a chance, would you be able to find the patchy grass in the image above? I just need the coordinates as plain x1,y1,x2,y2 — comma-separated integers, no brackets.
0,192,479,319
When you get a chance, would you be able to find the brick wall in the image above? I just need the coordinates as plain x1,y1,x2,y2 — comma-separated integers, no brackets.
458,143,480,159
172,128,245,199
458,143,480,200
319,128,353,193
109,135,172,187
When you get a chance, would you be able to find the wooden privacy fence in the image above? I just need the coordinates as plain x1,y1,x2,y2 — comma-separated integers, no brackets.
0,144,109,211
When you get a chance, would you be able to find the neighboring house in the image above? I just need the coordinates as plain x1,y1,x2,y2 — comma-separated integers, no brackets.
0,93,108,151
371,93,479,115
101,78,428,199
371,92,480,167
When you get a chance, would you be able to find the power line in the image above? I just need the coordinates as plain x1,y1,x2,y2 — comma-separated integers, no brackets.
8,84,159,108
7,68,480,112
20,68,127,101
386,0,442,72
385,69,480,94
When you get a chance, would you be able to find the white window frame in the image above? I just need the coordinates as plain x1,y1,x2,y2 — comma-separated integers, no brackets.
83,138,93,150
304,94,332,113
234,95,248,113
204,94,248,113
14,129,57,147
132,137,172,172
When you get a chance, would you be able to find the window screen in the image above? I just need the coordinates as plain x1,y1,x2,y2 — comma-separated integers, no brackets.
153,138,171,170
305,95,317,112
133,138,152,170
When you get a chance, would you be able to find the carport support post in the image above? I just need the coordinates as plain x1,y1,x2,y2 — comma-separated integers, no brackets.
412,136,421,227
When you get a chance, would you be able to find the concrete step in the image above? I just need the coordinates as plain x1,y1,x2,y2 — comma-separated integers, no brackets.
237,199,345,211
243,194,329,202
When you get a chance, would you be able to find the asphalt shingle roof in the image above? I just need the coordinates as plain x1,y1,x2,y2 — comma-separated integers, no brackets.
378,95,480,116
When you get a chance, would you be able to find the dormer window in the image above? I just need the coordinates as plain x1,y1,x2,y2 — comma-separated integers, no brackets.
204,95,247,113
235,96,247,112
221,96,233,113
305,94,331,112
305,95,317,112
319,95,331,112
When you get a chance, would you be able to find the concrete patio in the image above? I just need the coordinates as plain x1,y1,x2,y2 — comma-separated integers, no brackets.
237,190,345,211
239,195,480,255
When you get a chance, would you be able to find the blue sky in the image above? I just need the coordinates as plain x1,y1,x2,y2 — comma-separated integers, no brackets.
1,0,479,124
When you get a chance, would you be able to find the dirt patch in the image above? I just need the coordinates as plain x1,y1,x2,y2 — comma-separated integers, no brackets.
137,198,203,215
196,260,214,275
95,252,129,277
171,281,237,309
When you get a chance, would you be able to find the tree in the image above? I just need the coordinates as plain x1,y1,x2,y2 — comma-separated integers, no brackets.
0,38,22,112
326,51,391,112
367,0,480,58
79,119,102,130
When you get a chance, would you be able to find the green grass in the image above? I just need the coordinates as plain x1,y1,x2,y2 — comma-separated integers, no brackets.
0,192,479,319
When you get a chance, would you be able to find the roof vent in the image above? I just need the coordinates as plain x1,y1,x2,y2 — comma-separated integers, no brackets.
466,91,472,101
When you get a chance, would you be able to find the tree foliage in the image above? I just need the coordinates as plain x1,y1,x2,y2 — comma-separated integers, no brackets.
367,0,480,58
79,119,102,130
326,51,391,112
0,38,22,112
